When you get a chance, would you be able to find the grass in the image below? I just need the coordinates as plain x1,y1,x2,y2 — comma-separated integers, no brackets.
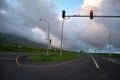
0,42,83,61
0,42,46,53
27,52,82,61
91,53,120,58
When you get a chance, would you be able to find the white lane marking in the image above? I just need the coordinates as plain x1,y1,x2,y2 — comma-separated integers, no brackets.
90,55,100,69
107,58,120,64
0,58,15,60
16,56,21,66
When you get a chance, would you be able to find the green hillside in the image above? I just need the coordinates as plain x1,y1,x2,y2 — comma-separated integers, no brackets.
0,32,46,47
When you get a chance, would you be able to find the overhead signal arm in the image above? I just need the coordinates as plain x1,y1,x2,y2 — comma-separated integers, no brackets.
62,10,120,20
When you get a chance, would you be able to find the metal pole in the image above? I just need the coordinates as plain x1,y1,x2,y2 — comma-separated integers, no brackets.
39,19,50,56
100,48,101,53
109,29,111,56
60,19,64,57
66,15,120,18
47,21,50,55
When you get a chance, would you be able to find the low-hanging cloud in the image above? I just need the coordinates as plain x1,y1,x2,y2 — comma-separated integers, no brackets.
0,0,61,48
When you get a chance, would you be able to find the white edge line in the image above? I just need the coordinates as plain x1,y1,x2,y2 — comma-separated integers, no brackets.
107,58,120,64
90,55,100,69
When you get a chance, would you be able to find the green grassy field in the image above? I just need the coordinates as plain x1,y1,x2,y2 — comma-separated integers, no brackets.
0,42,46,53
91,53,120,58
0,42,83,61
27,52,82,61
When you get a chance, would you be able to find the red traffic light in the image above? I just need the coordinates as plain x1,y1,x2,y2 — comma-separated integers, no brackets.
90,10,93,14
90,10,93,20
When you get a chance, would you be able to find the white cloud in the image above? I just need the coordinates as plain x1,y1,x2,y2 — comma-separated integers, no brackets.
82,0,102,9
0,9,6,14
31,27,47,42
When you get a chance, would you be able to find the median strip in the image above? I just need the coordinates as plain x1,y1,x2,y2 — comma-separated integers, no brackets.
15,55,81,67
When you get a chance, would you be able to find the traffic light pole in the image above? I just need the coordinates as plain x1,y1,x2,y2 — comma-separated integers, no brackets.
60,19,64,58
65,15,120,18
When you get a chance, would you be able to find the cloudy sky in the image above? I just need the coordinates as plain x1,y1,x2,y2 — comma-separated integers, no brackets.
0,0,120,52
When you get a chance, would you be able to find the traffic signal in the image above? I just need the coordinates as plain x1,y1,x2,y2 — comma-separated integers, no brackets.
62,10,65,19
49,39,51,45
90,10,93,20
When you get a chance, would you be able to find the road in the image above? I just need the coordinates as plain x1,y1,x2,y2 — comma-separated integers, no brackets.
0,52,120,80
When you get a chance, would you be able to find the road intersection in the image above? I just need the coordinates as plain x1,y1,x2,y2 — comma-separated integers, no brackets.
0,52,120,80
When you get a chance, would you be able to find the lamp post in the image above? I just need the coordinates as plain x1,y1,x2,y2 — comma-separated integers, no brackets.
39,19,50,55
109,29,112,56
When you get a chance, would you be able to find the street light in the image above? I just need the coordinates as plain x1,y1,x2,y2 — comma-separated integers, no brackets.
39,19,50,55
109,29,112,56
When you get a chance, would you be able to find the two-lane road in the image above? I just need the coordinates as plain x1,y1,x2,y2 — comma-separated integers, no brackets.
0,53,120,80
92,54,120,80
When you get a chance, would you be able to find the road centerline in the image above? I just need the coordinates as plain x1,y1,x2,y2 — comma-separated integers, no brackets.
90,55,100,69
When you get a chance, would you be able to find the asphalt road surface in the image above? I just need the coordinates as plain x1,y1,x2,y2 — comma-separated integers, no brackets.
0,52,120,80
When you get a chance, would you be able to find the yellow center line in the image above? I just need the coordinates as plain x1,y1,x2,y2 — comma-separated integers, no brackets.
15,56,80,68
16,56,21,66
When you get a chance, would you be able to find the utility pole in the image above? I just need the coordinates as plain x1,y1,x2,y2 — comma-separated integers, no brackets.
60,19,64,58
109,29,112,56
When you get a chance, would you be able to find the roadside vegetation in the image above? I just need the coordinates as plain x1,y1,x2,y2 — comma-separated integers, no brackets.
0,42,83,61
0,42,46,53
27,52,82,61
91,53,120,59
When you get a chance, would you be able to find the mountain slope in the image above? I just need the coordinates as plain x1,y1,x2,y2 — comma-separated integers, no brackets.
0,32,46,48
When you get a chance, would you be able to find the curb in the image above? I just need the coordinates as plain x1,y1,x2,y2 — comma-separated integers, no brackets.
16,56,81,67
